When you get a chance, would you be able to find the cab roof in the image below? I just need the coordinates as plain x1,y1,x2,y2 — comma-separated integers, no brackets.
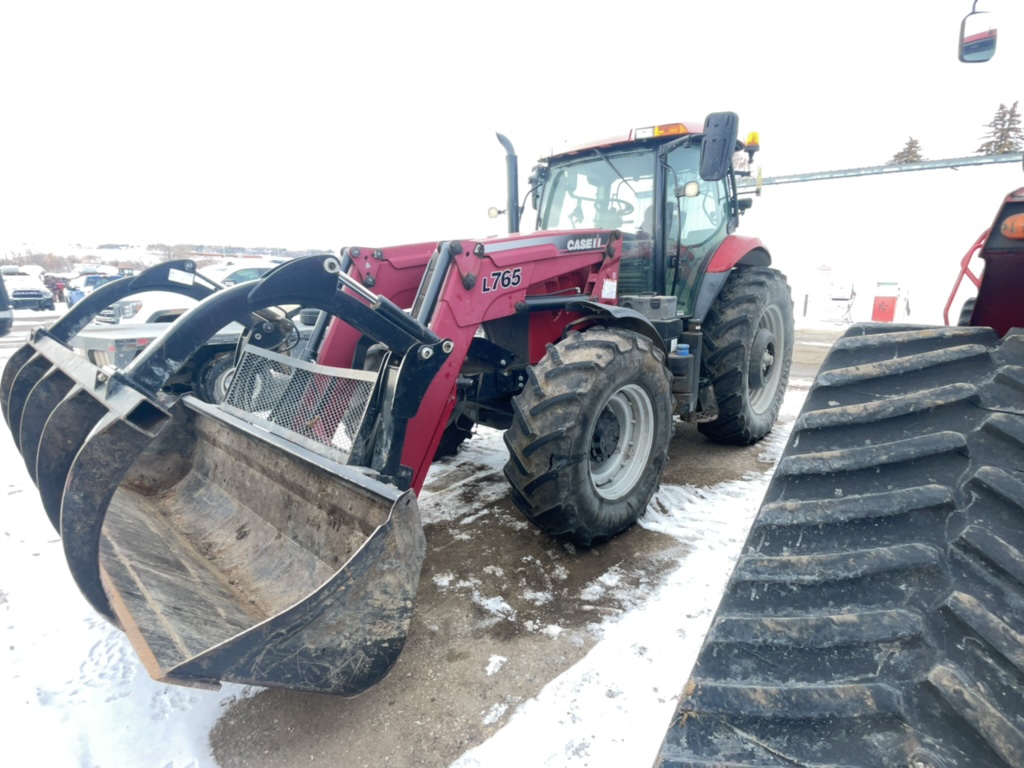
543,120,708,161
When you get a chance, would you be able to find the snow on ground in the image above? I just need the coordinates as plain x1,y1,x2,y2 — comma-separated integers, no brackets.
450,425,794,768
0,315,805,766
0,430,254,766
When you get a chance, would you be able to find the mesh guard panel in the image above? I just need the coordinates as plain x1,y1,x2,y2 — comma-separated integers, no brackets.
222,345,377,464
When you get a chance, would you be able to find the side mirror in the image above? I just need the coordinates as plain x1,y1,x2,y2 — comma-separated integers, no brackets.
959,8,997,63
699,112,739,181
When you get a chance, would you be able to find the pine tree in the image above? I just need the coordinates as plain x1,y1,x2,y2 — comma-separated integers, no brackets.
886,137,924,165
976,101,1024,155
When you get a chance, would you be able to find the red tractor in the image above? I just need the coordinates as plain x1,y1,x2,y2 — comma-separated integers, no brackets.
1,112,793,695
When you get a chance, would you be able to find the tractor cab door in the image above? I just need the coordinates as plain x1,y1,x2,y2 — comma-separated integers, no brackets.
662,144,731,317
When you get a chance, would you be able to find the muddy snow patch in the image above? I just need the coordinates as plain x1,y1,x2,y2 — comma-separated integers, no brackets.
450,428,788,767
472,592,516,621
522,620,565,639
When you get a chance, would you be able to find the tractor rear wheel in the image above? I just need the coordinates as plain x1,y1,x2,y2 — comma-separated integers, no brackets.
503,327,673,547
657,324,1024,768
698,267,793,445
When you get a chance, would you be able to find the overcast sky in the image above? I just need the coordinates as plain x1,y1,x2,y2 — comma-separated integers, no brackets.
2,0,1022,252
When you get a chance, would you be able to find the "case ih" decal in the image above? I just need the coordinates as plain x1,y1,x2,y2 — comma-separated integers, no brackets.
564,236,606,251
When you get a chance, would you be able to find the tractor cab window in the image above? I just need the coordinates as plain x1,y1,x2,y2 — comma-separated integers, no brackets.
663,145,729,247
665,144,730,316
538,149,655,233
679,178,728,246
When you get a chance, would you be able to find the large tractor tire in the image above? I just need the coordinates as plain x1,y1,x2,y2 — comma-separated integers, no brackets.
698,267,793,445
503,327,673,547
657,324,1024,768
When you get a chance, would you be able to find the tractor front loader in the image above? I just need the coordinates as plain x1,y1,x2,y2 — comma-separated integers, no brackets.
2,112,794,695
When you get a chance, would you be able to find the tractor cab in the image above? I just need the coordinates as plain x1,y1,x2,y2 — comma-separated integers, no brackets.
530,121,757,316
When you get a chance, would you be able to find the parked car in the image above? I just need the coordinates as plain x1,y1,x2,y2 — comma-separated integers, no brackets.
3,272,55,311
66,273,124,308
201,263,277,286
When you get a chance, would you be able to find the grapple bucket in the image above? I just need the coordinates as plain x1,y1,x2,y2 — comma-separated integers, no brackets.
68,395,423,694
6,254,449,694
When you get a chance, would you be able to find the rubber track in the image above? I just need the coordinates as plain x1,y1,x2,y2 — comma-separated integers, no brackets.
657,325,1024,768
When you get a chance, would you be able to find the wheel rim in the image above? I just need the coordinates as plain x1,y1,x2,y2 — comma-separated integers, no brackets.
213,366,235,404
749,304,786,414
589,383,655,500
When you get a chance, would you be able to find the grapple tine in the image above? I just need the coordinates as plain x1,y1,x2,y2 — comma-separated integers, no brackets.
0,344,36,428
3,353,52,451
19,365,76,485
62,409,158,625
37,387,118,532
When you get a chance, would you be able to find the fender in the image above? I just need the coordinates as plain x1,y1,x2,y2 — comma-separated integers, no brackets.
706,234,771,273
560,299,669,355
690,236,772,324
968,186,1024,337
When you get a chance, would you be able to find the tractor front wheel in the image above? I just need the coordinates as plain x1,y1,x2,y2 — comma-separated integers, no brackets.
193,352,235,404
698,267,793,445
434,414,474,460
503,327,673,546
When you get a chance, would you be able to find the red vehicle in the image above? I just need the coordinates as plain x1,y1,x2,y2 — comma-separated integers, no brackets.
1,112,793,696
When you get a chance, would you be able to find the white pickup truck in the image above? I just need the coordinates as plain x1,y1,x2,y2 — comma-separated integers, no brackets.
93,261,281,325
71,313,319,403
70,259,317,403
